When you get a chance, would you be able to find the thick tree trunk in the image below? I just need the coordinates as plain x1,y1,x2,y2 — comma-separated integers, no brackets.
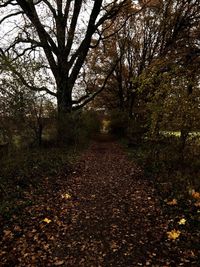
56,84,73,145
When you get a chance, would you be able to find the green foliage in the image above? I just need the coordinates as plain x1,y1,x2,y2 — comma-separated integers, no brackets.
81,110,101,137
0,147,73,185
58,110,101,146
125,135,200,199
0,146,75,218
109,110,129,137
127,118,149,145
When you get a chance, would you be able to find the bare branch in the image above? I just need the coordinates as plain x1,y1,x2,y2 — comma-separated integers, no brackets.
0,0,17,7
65,0,83,57
0,50,57,97
64,0,72,21
0,11,23,25
11,45,38,61
42,0,57,18
72,58,121,110
5,37,42,53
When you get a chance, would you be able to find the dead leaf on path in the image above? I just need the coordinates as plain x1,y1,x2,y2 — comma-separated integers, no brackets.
13,225,22,232
167,199,177,205
178,218,186,225
110,241,119,252
43,218,52,224
194,201,200,207
167,229,181,240
54,259,64,265
192,191,200,200
3,230,13,238
62,193,72,199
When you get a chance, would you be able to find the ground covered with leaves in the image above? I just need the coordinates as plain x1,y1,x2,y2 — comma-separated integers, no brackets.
0,137,199,266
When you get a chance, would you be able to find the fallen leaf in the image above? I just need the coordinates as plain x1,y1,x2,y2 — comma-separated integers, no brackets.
43,218,52,224
3,230,12,237
110,241,119,252
167,199,177,205
178,218,186,225
192,191,200,200
62,193,71,199
54,260,64,266
194,201,200,207
167,229,181,240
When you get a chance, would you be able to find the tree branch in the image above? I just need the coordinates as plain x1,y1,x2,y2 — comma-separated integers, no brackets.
65,0,83,57
42,0,57,18
0,49,57,97
72,58,121,110
0,11,23,25
0,0,17,7
16,0,58,77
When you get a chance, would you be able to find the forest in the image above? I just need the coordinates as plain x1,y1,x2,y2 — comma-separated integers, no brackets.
0,0,200,266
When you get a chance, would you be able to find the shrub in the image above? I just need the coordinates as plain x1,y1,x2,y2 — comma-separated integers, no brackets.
57,110,101,146
109,110,129,137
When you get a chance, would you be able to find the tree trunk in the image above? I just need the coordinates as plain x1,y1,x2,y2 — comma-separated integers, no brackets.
37,124,43,147
57,84,73,145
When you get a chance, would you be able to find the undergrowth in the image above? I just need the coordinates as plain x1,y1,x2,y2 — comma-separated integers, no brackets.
0,146,79,219
123,136,200,200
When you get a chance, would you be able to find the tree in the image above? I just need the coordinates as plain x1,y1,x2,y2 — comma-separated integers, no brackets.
0,0,134,141
87,0,199,119
0,72,56,148
82,1,138,112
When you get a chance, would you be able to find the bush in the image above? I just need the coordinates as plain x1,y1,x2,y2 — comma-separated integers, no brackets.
125,135,200,199
59,110,101,146
109,110,129,137
81,110,101,137
127,118,149,146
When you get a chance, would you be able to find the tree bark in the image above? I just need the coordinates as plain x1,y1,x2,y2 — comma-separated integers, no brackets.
56,82,73,145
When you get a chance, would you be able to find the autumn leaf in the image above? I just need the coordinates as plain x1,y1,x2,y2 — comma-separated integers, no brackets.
110,241,119,252
194,201,200,207
192,191,200,200
167,199,177,205
43,218,52,224
62,193,71,199
167,229,181,240
54,260,64,266
178,218,186,225
3,230,13,237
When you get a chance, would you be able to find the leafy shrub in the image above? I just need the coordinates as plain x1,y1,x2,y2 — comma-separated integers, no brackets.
58,110,101,146
0,147,74,191
109,110,129,137
81,110,101,137
125,135,200,199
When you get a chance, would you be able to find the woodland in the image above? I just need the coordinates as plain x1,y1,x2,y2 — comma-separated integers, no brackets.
0,0,200,266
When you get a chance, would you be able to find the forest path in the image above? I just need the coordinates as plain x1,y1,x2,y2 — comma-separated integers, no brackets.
2,136,198,266
51,137,165,266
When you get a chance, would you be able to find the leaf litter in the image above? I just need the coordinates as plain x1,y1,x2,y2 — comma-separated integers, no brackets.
0,138,199,266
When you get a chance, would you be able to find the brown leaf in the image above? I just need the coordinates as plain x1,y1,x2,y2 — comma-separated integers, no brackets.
54,260,64,266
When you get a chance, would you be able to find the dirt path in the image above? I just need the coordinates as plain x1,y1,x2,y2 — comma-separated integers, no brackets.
51,140,165,267
1,138,199,266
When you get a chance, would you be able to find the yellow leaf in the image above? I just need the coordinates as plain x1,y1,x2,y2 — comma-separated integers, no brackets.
167,199,177,205
167,229,181,240
43,218,52,224
178,218,186,225
62,193,71,199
